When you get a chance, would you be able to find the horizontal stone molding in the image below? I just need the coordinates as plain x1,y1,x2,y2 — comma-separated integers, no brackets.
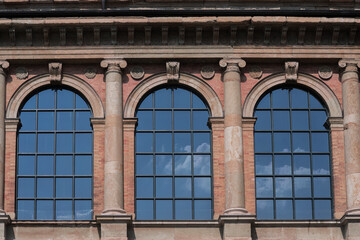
243,72,343,119
124,72,223,118
6,73,104,119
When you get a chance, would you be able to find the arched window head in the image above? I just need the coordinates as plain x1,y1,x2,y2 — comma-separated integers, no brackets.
135,86,213,220
254,86,332,220
16,87,93,220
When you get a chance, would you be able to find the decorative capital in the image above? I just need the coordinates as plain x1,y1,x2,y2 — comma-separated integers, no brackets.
285,61,299,82
219,58,246,73
48,62,62,83
100,59,127,73
166,61,180,82
338,59,360,69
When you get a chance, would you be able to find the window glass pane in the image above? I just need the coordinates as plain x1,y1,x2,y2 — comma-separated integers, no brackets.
75,133,92,153
155,133,172,153
155,155,172,175
56,155,73,175
295,200,312,219
38,89,55,109
75,94,88,109
255,155,272,175
174,88,190,108
194,133,210,153
256,94,270,109
254,110,271,130
292,133,309,153
18,178,35,198
56,178,73,198
155,111,172,130
17,200,34,220
22,95,36,109
313,177,331,197
18,155,35,175
194,200,211,219
312,155,330,175
174,155,191,175
272,88,289,108
136,111,153,130
136,178,153,198
156,200,173,220
56,200,72,220
309,94,323,109
276,200,293,219
138,94,153,109
256,200,274,220
273,111,290,130
194,155,211,175
37,155,54,175
136,133,153,152
174,133,191,153
194,177,211,198
293,155,311,175
75,155,92,175
274,155,291,175
310,111,327,130
18,133,36,153
75,200,92,220
314,200,332,219
37,178,53,198
192,94,207,109
57,111,73,130
294,177,311,197
254,133,272,153
20,112,36,131
291,88,308,109
56,133,73,153
291,111,309,130
175,200,192,220
75,178,92,198
136,155,153,176
37,200,53,220
136,200,153,220
156,178,172,198
57,89,74,109
75,111,91,131
38,133,54,153
175,177,191,198
274,133,291,153
174,111,190,130
193,111,209,130
256,177,273,198
275,177,292,197
38,111,55,131
311,133,329,152
155,88,171,108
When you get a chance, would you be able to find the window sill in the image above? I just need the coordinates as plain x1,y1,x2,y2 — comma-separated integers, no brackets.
11,220,97,226
133,220,220,227
255,219,341,227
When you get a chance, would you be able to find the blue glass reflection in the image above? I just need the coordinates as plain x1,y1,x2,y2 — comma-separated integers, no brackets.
309,94,323,109
136,111,153,130
256,200,274,219
273,133,291,153
155,155,172,175
291,88,308,109
38,111,55,131
254,133,272,153
138,94,153,109
38,89,55,109
155,89,171,108
310,111,327,130
75,178,92,198
272,88,289,108
194,155,211,175
273,111,290,130
18,155,35,175
274,155,291,175
22,96,36,109
314,200,331,219
194,133,210,153
56,155,73,175
20,112,36,131
57,111,73,130
136,155,153,176
295,200,312,219
155,133,172,153
17,200,34,220
194,200,211,220
57,89,74,109
75,111,91,130
174,155,191,175
193,111,209,130
156,200,173,220
254,110,271,130
136,178,153,198
276,200,293,219
37,178,53,198
56,178,73,198
194,177,211,198
192,94,207,109
75,94,88,109
75,155,92,175
155,111,172,130
256,94,270,109
156,178,172,198
38,133,54,153
136,133,153,152
291,111,309,130
174,88,190,108
175,200,192,219
255,155,272,175
37,155,54,175
175,177,191,198
312,155,330,175
56,133,73,153
256,177,273,198
75,133,92,153
75,200,92,220
37,200,53,220
18,133,36,153
292,133,309,153
56,200,72,220
174,133,191,153
174,111,190,130
137,200,154,220
311,133,329,152
18,178,35,198
293,155,310,175
275,178,292,197
294,177,311,197
313,177,331,197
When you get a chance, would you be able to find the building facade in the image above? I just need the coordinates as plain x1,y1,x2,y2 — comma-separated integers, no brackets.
0,0,359,239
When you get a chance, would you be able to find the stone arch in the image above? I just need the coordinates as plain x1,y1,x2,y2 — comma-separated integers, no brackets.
243,73,342,118
6,73,104,119
124,73,223,118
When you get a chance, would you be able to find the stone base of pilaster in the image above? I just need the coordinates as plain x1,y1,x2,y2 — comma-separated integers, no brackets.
96,215,132,240
0,215,10,240
341,213,360,240
219,215,255,240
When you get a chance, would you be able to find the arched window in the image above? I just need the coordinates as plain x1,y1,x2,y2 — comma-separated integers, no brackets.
135,86,213,220
254,86,332,220
16,87,93,220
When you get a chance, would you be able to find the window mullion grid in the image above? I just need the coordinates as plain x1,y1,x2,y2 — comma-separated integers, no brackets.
72,91,76,220
172,89,175,220
53,89,58,220
152,92,156,220
307,91,316,220
270,91,276,219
